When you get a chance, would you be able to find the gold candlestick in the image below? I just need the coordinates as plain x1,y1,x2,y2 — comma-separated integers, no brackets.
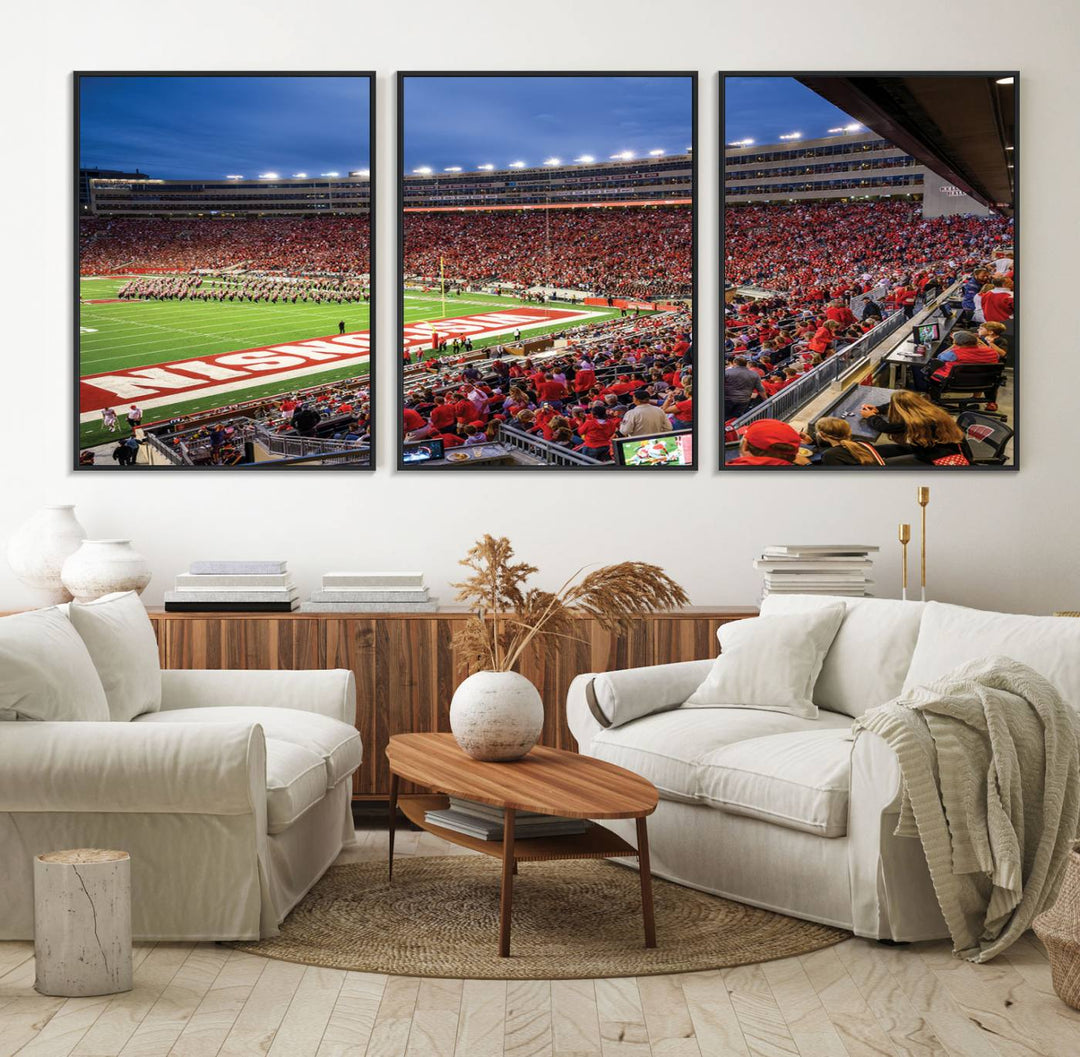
917,486,930,601
898,523,911,601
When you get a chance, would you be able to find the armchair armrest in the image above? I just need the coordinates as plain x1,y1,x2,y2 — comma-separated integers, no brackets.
567,658,714,749
0,721,265,816
160,668,356,725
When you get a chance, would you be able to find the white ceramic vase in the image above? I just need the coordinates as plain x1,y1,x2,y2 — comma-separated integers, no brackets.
6,505,88,605
449,670,544,762
61,540,152,603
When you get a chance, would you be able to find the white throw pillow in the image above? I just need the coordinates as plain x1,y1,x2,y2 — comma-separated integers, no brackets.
684,605,845,719
0,608,110,721
68,592,162,722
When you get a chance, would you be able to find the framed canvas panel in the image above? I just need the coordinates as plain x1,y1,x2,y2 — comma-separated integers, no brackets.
397,71,697,471
721,72,1017,471
74,71,376,470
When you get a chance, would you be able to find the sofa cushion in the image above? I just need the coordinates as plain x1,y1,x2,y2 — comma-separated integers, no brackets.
589,706,852,804
698,729,854,837
265,739,328,834
68,592,162,721
136,705,362,788
588,659,715,729
0,608,110,722
684,606,845,719
903,602,1080,711
761,594,925,717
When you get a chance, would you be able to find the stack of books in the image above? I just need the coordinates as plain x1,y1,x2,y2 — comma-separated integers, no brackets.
424,797,589,841
754,545,878,598
164,560,298,612
299,571,436,613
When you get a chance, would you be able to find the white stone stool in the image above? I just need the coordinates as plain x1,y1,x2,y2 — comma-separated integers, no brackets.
34,849,133,997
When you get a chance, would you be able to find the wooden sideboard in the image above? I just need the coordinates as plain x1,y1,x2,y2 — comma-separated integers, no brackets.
146,607,756,798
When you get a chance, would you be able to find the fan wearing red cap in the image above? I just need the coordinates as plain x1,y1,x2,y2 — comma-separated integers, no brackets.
729,419,803,466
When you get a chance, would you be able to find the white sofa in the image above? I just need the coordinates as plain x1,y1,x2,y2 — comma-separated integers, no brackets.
0,596,361,942
568,596,1080,941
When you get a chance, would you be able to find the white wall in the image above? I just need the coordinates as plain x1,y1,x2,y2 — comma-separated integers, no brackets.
2,0,1076,616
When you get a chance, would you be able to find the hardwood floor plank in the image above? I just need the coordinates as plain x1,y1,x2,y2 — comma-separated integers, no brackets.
504,980,553,1057
595,977,649,1056
316,972,387,1057
365,976,420,1057
761,956,849,1057
266,965,347,1057
678,970,751,1057
722,964,800,1057
217,958,307,1057
551,979,601,1056
637,974,700,1057
453,979,506,1057
404,978,463,1057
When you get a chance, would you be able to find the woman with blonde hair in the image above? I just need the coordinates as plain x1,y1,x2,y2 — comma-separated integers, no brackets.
811,417,885,466
860,390,972,465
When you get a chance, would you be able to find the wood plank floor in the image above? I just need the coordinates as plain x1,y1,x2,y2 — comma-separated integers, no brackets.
2,826,1078,1057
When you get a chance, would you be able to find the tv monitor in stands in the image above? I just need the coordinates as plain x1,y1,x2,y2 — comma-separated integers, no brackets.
614,431,692,467
914,322,941,344
402,439,445,464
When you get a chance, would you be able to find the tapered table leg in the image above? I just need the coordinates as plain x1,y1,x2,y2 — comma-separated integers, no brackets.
636,815,657,948
388,772,399,884
499,808,516,957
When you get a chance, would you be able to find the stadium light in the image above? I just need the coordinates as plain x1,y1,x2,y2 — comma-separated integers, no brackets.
778,132,802,140
413,166,433,174
444,166,462,172
827,126,845,133
543,157,561,166
573,154,595,164
258,172,280,180
477,163,495,170
321,171,340,177
610,150,634,161
649,148,666,156
844,123,862,132
727,138,755,147
996,76,1015,85
225,174,244,180
353,169,370,177
292,172,307,178
509,161,526,169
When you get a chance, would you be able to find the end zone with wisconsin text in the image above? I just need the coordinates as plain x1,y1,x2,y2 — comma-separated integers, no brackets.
79,307,598,420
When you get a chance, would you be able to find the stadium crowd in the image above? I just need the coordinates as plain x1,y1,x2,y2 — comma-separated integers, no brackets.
116,274,368,304
403,206,691,299
401,310,693,462
79,216,371,275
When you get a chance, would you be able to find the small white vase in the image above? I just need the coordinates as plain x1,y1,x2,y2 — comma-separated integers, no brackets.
61,540,152,603
449,671,544,762
6,505,88,605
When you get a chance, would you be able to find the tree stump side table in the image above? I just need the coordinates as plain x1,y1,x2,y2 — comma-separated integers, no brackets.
1034,848,1080,1010
34,849,133,997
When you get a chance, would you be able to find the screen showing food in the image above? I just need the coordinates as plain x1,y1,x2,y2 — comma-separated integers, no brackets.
402,439,445,464
615,432,693,466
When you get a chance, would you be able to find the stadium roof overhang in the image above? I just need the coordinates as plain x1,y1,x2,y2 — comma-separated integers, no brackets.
797,75,1016,218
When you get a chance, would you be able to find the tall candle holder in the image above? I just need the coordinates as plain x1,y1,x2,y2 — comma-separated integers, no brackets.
898,523,911,601
917,486,930,602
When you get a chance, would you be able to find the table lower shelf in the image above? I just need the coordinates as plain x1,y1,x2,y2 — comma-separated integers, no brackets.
398,794,638,862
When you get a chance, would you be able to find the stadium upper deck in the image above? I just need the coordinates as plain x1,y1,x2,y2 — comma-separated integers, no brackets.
403,154,692,210
87,172,371,217
724,132,990,217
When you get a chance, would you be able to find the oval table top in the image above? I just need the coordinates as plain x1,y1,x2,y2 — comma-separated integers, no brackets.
386,733,657,819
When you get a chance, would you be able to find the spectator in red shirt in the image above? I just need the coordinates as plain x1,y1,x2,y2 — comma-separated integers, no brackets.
981,278,1014,325
578,406,619,461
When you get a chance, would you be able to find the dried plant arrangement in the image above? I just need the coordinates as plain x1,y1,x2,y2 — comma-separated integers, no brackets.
453,534,689,673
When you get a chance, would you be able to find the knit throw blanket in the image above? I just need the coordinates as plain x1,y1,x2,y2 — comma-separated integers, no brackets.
855,656,1080,962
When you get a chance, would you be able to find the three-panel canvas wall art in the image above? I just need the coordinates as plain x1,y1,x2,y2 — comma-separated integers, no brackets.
74,70,1016,471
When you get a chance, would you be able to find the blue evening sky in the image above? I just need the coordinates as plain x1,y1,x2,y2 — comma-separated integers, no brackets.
724,77,859,146
403,76,693,171
79,76,370,179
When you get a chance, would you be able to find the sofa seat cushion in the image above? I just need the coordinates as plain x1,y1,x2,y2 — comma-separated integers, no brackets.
698,729,854,837
264,739,328,833
588,706,852,805
137,706,361,788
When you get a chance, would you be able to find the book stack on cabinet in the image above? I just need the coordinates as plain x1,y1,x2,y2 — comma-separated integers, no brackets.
300,571,437,613
164,560,298,612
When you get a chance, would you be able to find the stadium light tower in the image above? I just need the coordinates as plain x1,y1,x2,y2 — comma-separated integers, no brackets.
610,150,634,161
321,171,340,177
444,166,462,172
225,174,244,180
727,139,755,147
413,166,433,174
477,163,495,170
648,148,665,156
778,132,802,140
292,172,307,178
509,161,526,169
353,169,370,177
573,154,595,164
258,172,280,179
844,123,862,132
543,157,561,166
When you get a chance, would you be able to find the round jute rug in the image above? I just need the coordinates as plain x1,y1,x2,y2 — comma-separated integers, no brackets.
232,856,849,979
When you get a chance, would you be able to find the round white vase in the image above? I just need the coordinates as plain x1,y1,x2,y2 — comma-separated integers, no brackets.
449,670,544,762
6,505,88,605
61,540,152,603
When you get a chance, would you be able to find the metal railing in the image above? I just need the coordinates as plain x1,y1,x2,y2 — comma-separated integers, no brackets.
252,426,370,460
497,424,601,466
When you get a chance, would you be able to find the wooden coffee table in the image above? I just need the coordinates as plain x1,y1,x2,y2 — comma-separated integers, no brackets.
386,733,659,957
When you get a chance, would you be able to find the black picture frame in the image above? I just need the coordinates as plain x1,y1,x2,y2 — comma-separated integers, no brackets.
396,70,698,472
719,71,1019,472
73,70,377,472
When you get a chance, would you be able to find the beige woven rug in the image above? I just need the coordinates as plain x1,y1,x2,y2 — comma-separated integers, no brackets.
233,856,848,979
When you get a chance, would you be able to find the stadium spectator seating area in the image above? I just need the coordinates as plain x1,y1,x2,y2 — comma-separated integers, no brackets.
722,199,1014,467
